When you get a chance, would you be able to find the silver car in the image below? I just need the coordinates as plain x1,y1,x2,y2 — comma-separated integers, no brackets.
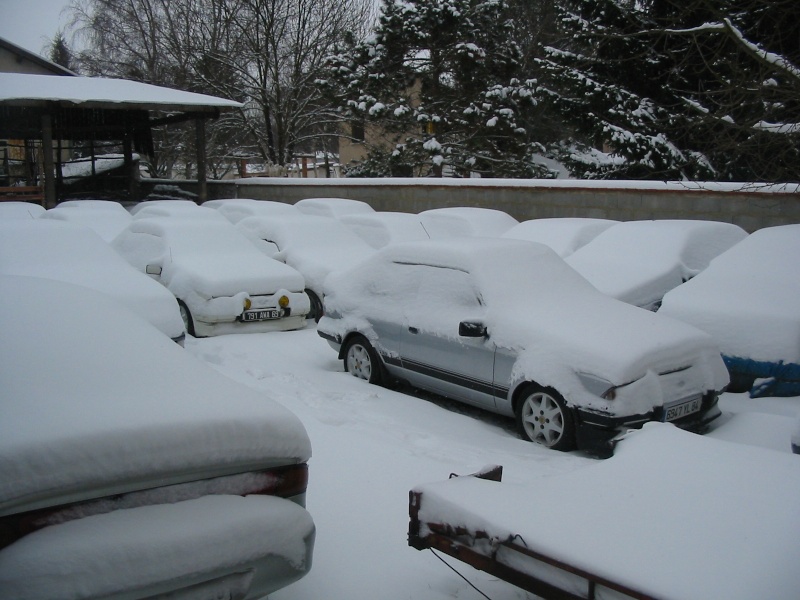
317,238,729,455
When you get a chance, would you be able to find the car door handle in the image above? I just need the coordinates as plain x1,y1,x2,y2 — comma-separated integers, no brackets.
408,326,419,334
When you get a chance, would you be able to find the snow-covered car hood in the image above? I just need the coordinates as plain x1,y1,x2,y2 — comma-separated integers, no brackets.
0,275,312,516
165,253,305,299
0,220,184,340
501,294,727,388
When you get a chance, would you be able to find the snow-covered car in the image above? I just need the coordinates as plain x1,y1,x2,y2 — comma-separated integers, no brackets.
0,274,315,600
236,214,375,321
58,199,132,211
0,219,184,341
658,224,800,397
419,207,518,238
0,201,44,219
294,197,374,219
204,198,301,223
40,202,132,241
113,218,309,336
566,220,748,310
317,238,728,455
340,211,432,249
131,201,227,222
128,198,199,215
501,217,619,257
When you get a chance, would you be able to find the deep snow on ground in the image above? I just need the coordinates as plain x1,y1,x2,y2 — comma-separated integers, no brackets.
184,326,800,600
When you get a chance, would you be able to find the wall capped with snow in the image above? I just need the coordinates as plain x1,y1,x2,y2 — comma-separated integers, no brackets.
138,178,800,232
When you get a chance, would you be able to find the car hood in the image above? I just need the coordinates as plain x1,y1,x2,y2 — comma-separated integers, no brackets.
0,275,312,516
493,295,727,388
164,254,305,299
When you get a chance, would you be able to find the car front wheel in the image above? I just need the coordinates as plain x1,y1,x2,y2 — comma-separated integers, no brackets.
306,289,323,322
343,335,384,385
516,386,575,451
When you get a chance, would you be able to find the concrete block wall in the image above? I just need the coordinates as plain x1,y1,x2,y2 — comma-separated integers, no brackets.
141,178,800,233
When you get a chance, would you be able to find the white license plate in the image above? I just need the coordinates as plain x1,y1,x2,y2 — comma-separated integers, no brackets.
242,309,282,322
663,396,702,422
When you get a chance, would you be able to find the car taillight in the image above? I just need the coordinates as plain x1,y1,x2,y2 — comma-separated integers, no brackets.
0,463,309,550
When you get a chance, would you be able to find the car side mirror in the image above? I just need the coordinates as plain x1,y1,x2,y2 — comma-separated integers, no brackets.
459,321,487,338
145,264,162,277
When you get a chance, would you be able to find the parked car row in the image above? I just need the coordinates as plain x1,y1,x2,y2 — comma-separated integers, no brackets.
2,196,794,404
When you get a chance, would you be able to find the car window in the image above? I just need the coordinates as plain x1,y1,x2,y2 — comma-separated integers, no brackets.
365,261,421,305
411,265,484,334
115,231,169,271
258,238,281,256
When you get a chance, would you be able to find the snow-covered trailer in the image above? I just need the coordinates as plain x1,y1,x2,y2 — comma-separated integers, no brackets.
408,424,800,600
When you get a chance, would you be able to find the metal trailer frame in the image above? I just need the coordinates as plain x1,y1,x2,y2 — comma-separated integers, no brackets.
408,466,657,600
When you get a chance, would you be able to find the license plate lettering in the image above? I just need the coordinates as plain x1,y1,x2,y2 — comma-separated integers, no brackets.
664,397,702,421
242,309,282,321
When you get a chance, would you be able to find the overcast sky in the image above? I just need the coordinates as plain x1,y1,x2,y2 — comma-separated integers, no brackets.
1,0,72,57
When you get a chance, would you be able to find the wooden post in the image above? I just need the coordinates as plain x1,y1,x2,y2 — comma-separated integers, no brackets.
123,128,136,202
195,118,207,203
41,113,56,208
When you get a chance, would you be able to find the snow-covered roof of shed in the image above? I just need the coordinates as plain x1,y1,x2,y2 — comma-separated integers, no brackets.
0,73,242,112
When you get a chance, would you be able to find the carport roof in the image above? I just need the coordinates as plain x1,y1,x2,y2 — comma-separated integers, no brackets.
0,72,243,113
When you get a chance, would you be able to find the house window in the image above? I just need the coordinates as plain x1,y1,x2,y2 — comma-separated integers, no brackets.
351,122,365,142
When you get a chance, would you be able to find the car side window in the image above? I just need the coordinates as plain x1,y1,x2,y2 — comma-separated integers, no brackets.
411,266,483,334
365,261,421,304
115,231,168,271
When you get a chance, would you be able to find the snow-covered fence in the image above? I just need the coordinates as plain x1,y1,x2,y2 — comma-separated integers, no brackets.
139,178,800,232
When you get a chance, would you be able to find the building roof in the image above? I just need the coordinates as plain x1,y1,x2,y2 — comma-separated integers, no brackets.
0,72,243,113
0,37,76,76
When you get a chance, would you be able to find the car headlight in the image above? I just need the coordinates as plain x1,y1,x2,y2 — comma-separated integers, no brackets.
577,372,618,400
279,295,289,308
244,297,252,310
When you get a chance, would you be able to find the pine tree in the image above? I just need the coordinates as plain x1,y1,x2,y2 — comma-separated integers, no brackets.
535,0,800,182
49,33,74,72
322,0,556,178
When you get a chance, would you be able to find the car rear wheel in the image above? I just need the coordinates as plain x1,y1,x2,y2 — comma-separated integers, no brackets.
516,386,575,451
343,335,384,385
178,301,195,337
306,288,323,322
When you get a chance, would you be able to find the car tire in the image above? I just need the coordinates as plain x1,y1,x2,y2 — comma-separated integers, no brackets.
515,385,576,451
306,288,323,322
178,300,195,337
343,335,384,385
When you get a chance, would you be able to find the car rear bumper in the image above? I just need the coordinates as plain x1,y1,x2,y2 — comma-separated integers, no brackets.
0,494,315,600
574,392,722,457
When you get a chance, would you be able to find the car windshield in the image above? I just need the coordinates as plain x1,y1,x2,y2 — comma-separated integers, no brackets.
154,221,261,258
